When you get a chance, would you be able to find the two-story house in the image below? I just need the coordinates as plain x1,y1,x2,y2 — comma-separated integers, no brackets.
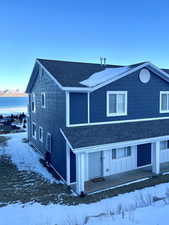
26,58,169,196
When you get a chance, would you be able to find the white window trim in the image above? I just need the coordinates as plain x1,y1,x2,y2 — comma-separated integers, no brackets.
31,93,36,113
32,122,36,139
160,91,169,113
106,91,128,117
39,126,43,143
41,92,46,108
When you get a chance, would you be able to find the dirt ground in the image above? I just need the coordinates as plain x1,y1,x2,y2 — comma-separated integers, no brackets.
1,137,169,207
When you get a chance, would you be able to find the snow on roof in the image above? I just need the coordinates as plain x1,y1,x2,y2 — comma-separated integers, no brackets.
80,66,130,87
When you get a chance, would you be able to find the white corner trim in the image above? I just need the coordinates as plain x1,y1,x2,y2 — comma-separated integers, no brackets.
66,91,70,126
160,91,169,113
60,128,74,150
106,91,128,117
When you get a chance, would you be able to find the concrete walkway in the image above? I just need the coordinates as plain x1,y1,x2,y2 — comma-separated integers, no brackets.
85,162,169,194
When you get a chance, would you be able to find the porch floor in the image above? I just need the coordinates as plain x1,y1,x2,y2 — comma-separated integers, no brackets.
85,162,169,194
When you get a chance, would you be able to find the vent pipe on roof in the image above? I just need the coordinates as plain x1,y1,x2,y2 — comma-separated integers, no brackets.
103,57,106,66
100,57,103,65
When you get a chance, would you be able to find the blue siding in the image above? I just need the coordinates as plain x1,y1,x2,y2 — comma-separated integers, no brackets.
70,93,88,124
90,67,169,123
70,149,76,183
29,63,67,180
137,143,151,167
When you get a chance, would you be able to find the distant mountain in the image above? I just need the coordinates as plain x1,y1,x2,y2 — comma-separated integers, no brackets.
0,89,27,97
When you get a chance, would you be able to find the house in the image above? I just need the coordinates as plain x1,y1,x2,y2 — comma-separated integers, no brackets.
26,58,169,196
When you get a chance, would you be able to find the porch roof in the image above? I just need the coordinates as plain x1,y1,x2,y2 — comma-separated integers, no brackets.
61,119,169,150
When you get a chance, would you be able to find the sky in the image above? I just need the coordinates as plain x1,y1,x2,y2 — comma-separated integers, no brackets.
1,0,169,91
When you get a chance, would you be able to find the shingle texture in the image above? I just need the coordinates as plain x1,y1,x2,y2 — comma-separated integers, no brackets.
38,59,146,87
62,119,169,149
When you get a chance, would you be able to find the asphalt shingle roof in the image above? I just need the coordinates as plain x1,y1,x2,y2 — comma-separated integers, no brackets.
38,59,147,87
61,119,169,150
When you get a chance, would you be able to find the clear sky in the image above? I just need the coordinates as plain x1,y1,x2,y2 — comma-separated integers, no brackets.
1,0,169,91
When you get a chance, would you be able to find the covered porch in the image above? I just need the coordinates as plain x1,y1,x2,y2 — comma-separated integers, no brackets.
61,119,169,195
85,162,169,194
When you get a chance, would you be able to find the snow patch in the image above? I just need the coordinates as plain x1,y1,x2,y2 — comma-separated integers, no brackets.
0,132,56,183
80,67,129,87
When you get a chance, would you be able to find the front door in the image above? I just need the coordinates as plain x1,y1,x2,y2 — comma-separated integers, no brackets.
137,143,151,167
88,151,102,179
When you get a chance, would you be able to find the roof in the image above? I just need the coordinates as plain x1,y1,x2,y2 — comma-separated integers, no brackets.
37,58,126,87
61,119,169,150
26,58,169,92
37,59,147,88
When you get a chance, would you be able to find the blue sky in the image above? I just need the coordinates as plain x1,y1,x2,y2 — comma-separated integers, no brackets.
1,0,169,90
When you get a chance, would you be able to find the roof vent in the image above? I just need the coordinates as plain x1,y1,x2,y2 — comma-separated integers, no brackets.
100,57,107,66
100,57,103,65
103,57,106,66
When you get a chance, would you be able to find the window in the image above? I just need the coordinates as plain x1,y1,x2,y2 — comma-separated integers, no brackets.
39,127,43,143
46,133,52,152
31,93,36,112
112,146,131,159
160,92,169,113
41,92,46,108
107,91,127,116
112,149,116,159
32,122,36,139
160,141,169,150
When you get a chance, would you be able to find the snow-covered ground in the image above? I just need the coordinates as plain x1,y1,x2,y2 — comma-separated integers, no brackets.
0,132,55,182
1,133,169,225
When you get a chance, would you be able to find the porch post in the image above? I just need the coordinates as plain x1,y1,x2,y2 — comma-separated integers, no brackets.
152,141,160,175
76,152,85,195
66,143,70,185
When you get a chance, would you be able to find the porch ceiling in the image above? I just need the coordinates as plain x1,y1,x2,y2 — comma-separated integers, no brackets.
61,119,169,150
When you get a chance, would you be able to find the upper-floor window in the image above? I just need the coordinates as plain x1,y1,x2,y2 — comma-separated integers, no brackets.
39,126,43,143
31,93,36,112
160,91,169,113
41,92,46,108
32,122,36,139
107,91,127,117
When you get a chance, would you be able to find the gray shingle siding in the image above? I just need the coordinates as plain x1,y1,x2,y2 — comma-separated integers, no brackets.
28,63,67,180
62,119,169,149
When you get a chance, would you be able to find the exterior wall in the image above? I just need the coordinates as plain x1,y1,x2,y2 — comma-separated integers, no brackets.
90,67,169,123
28,64,67,180
70,149,76,183
104,146,137,175
160,149,169,163
69,93,88,124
